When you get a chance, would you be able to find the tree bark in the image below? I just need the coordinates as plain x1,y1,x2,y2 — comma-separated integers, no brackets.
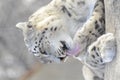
104,0,120,80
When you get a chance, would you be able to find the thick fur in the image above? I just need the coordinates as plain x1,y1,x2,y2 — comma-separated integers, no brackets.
73,0,116,80
16,0,116,79
16,0,90,63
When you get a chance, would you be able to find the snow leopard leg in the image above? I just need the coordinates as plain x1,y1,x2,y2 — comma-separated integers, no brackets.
86,33,116,66
84,33,116,80
73,0,105,57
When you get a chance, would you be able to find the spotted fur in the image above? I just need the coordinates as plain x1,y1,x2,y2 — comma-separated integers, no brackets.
73,0,116,80
16,0,90,63
16,0,116,79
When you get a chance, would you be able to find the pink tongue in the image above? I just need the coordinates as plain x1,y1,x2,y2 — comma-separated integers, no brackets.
66,45,80,56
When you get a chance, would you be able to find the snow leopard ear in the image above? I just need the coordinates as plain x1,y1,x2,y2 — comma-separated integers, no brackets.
16,22,27,30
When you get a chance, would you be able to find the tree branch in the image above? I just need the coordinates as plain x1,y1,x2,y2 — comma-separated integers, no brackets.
104,0,120,80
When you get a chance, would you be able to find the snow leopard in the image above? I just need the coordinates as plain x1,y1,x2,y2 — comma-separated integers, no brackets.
16,0,116,80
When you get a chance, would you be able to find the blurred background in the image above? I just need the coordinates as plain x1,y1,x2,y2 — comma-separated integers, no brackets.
0,0,91,80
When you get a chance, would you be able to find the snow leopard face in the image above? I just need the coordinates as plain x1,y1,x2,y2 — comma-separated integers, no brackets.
16,20,74,63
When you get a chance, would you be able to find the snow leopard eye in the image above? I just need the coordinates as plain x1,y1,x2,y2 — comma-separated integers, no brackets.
27,22,33,28
27,25,32,28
